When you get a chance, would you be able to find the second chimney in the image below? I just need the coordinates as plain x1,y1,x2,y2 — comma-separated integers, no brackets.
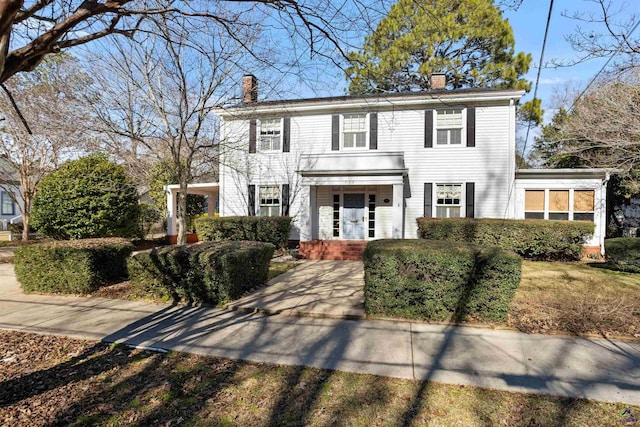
430,73,446,90
242,74,258,103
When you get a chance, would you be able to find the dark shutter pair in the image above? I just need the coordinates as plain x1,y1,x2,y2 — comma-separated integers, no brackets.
249,118,290,153
331,113,378,150
423,182,475,218
424,107,476,148
247,184,290,216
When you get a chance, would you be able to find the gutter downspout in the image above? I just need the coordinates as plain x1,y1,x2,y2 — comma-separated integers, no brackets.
601,171,611,256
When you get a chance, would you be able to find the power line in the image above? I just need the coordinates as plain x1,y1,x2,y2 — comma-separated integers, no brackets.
520,0,554,159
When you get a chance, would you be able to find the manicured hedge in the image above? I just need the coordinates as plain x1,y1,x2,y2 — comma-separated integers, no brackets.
363,239,522,322
605,238,640,273
195,216,291,248
128,241,275,304
14,238,134,294
416,218,594,261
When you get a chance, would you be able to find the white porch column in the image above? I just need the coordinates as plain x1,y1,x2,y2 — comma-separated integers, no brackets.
392,183,404,238
207,193,216,217
166,187,177,235
300,185,316,242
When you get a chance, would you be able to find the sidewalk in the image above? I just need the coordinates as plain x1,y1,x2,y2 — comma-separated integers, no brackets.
227,260,365,319
0,264,639,405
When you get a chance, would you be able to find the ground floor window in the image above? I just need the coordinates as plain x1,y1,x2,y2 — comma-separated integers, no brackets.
524,189,595,221
435,184,461,218
259,186,280,217
1,191,14,216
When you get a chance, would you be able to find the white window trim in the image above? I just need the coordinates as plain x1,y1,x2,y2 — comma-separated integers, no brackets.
258,185,281,217
524,189,595,221
0,191,14,216
340,113,369,151
432,108,466,148
433,183,465,218
258,118,283,153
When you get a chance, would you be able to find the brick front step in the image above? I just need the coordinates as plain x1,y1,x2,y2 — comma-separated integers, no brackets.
300,240,367,261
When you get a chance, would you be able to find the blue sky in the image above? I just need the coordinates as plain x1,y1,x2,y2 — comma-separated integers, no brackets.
506,0,639,112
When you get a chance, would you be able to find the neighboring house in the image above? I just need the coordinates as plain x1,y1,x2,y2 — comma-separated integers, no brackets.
0,159,22,232
165,75,610,256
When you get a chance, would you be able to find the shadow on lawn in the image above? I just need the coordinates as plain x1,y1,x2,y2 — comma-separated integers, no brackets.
1,266,638,425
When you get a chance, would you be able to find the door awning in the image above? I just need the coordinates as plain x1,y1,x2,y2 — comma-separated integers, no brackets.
298,152,407,185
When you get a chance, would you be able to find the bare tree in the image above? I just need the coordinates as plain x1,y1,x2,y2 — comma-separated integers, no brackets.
0,0,362,86
534,73,640,190
0,54,89,240
88,12,254,244
556,0,640,74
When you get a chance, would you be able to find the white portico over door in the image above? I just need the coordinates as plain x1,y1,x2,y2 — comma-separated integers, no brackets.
298,152,407,241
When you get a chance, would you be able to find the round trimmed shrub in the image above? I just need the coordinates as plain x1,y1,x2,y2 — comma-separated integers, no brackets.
31,154,140,239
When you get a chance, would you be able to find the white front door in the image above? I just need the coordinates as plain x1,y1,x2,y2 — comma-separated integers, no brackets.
342,193,365,239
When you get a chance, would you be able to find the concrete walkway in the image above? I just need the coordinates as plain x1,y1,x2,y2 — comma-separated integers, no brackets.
0,264,639,405
228,260,365,319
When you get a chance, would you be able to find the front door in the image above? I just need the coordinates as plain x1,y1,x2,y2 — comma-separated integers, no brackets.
342,194,365,239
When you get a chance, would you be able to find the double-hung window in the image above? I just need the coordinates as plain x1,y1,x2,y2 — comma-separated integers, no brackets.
342,113,367,149
259,119,281,152
259,186,280,217
0,191,14,216
436,109,463,145
435,184,462,218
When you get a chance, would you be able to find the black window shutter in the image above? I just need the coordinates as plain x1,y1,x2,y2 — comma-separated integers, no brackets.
331,114,340,151
424,183,433,218
249,119,256,153
281,184,290,216
283,117,290,152
248,185,256,216
466,107,475,147
369,112,378,150
466,182,475,218
424,109,433,148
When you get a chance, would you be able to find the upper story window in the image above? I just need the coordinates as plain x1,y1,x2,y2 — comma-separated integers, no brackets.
1,191,15,216
259,119,281,152
435,184,462,218
436,109,462,145
259,185,280,217
342,113,367,149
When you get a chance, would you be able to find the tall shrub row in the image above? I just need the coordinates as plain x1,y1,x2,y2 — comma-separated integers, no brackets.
196,216,291,248
363,239,522,322
127,241,275,304
416,218,594,261
14,238,134,294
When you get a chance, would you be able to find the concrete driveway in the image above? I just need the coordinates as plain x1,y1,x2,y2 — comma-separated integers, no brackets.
227,260,365,319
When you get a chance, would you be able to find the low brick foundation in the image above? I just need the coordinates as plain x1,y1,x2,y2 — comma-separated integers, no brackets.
166,233,199,244
300,240,367,261
583,245,603,258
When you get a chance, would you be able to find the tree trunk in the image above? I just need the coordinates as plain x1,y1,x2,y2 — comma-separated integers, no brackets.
21,212,29,241
176,182,188,245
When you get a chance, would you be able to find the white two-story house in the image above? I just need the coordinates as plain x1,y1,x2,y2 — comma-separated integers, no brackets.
166,74,610,256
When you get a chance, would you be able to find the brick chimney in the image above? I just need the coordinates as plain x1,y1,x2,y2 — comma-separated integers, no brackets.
430,73,446,90
242,74,258,103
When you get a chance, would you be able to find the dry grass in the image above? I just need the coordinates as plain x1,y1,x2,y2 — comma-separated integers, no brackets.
267,261,301,281
0,330,636,427
510,261,640,338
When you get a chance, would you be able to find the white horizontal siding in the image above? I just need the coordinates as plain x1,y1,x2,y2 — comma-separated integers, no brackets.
219,100,517,241
514,178,606,248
